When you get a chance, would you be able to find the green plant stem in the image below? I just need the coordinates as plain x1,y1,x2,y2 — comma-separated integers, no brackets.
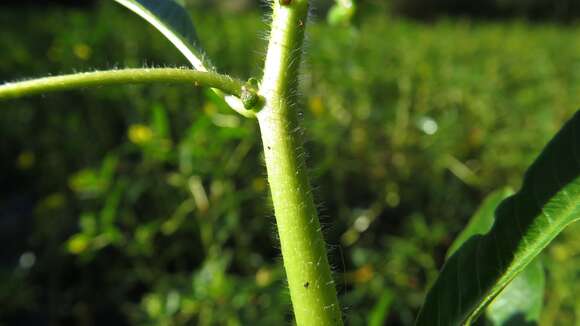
257,1,342,325
0,68,248,111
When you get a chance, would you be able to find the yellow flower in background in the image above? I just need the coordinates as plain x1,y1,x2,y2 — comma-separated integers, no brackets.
17,151,35,170
252,177,267,192
203,102,218,115
128,124,153,145
73,43,92,60
348,264,374,284
308,96,324,117
255,267,273,287
67,234,90,254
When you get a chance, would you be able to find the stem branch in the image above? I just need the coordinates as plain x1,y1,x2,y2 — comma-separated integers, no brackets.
0,68,254,116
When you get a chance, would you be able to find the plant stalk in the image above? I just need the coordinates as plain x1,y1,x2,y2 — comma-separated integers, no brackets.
257,1,342,325
0,68,244,102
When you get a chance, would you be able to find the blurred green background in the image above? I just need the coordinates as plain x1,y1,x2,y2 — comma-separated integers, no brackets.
0,1,579,325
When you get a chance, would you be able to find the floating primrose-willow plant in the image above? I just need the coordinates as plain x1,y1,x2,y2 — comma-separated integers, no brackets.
0,0,578,325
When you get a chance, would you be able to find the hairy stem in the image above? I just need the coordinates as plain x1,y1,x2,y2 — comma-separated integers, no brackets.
257,1,343,325
0,68,254,116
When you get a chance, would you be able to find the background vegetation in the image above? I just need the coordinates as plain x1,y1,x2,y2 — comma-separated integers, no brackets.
0,1,579,325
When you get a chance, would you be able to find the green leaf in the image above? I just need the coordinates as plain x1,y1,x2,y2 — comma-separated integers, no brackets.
416,110,580,325
446,188,514,259
112,0,253,117
114,0,210,71
485,258,544,326
368,290,394,326
327,0,356,26
151,103,170,139
113,0,253,117
445,188,544,326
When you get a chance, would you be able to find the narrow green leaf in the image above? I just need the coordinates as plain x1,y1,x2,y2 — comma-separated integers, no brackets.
114,0,210,71
416,110,580,325
445,188,544,326
369,290,394,326
151,103,170,139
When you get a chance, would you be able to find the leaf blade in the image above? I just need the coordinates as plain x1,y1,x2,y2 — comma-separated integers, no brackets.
446,188,514,259
416,110,580,325
113,0,253,117
445,188,545,325
114,0,209,71
486,258,544,326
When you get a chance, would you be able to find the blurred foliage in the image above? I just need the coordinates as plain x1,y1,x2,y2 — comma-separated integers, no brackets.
0,2,579,325
389,0,580,20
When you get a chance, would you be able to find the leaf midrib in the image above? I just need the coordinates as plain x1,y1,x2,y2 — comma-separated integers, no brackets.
466,184,579,324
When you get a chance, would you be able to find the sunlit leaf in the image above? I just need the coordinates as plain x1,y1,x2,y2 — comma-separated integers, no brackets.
416,110,580,325
445,188,544,325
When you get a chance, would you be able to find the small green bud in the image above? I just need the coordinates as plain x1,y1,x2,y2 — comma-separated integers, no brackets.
327,1,356,26
247,77,260,89
241,80,262,111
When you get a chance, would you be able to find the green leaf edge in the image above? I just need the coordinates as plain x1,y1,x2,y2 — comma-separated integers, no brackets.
113,0,254,117
416,110,580,325
446,188,515,259
485,257,544,326
445,188,545,325
114,0,210,71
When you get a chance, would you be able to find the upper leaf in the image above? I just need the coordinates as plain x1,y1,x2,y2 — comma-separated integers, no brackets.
114,0,210,71
113,0,253,117
416,110,580,325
